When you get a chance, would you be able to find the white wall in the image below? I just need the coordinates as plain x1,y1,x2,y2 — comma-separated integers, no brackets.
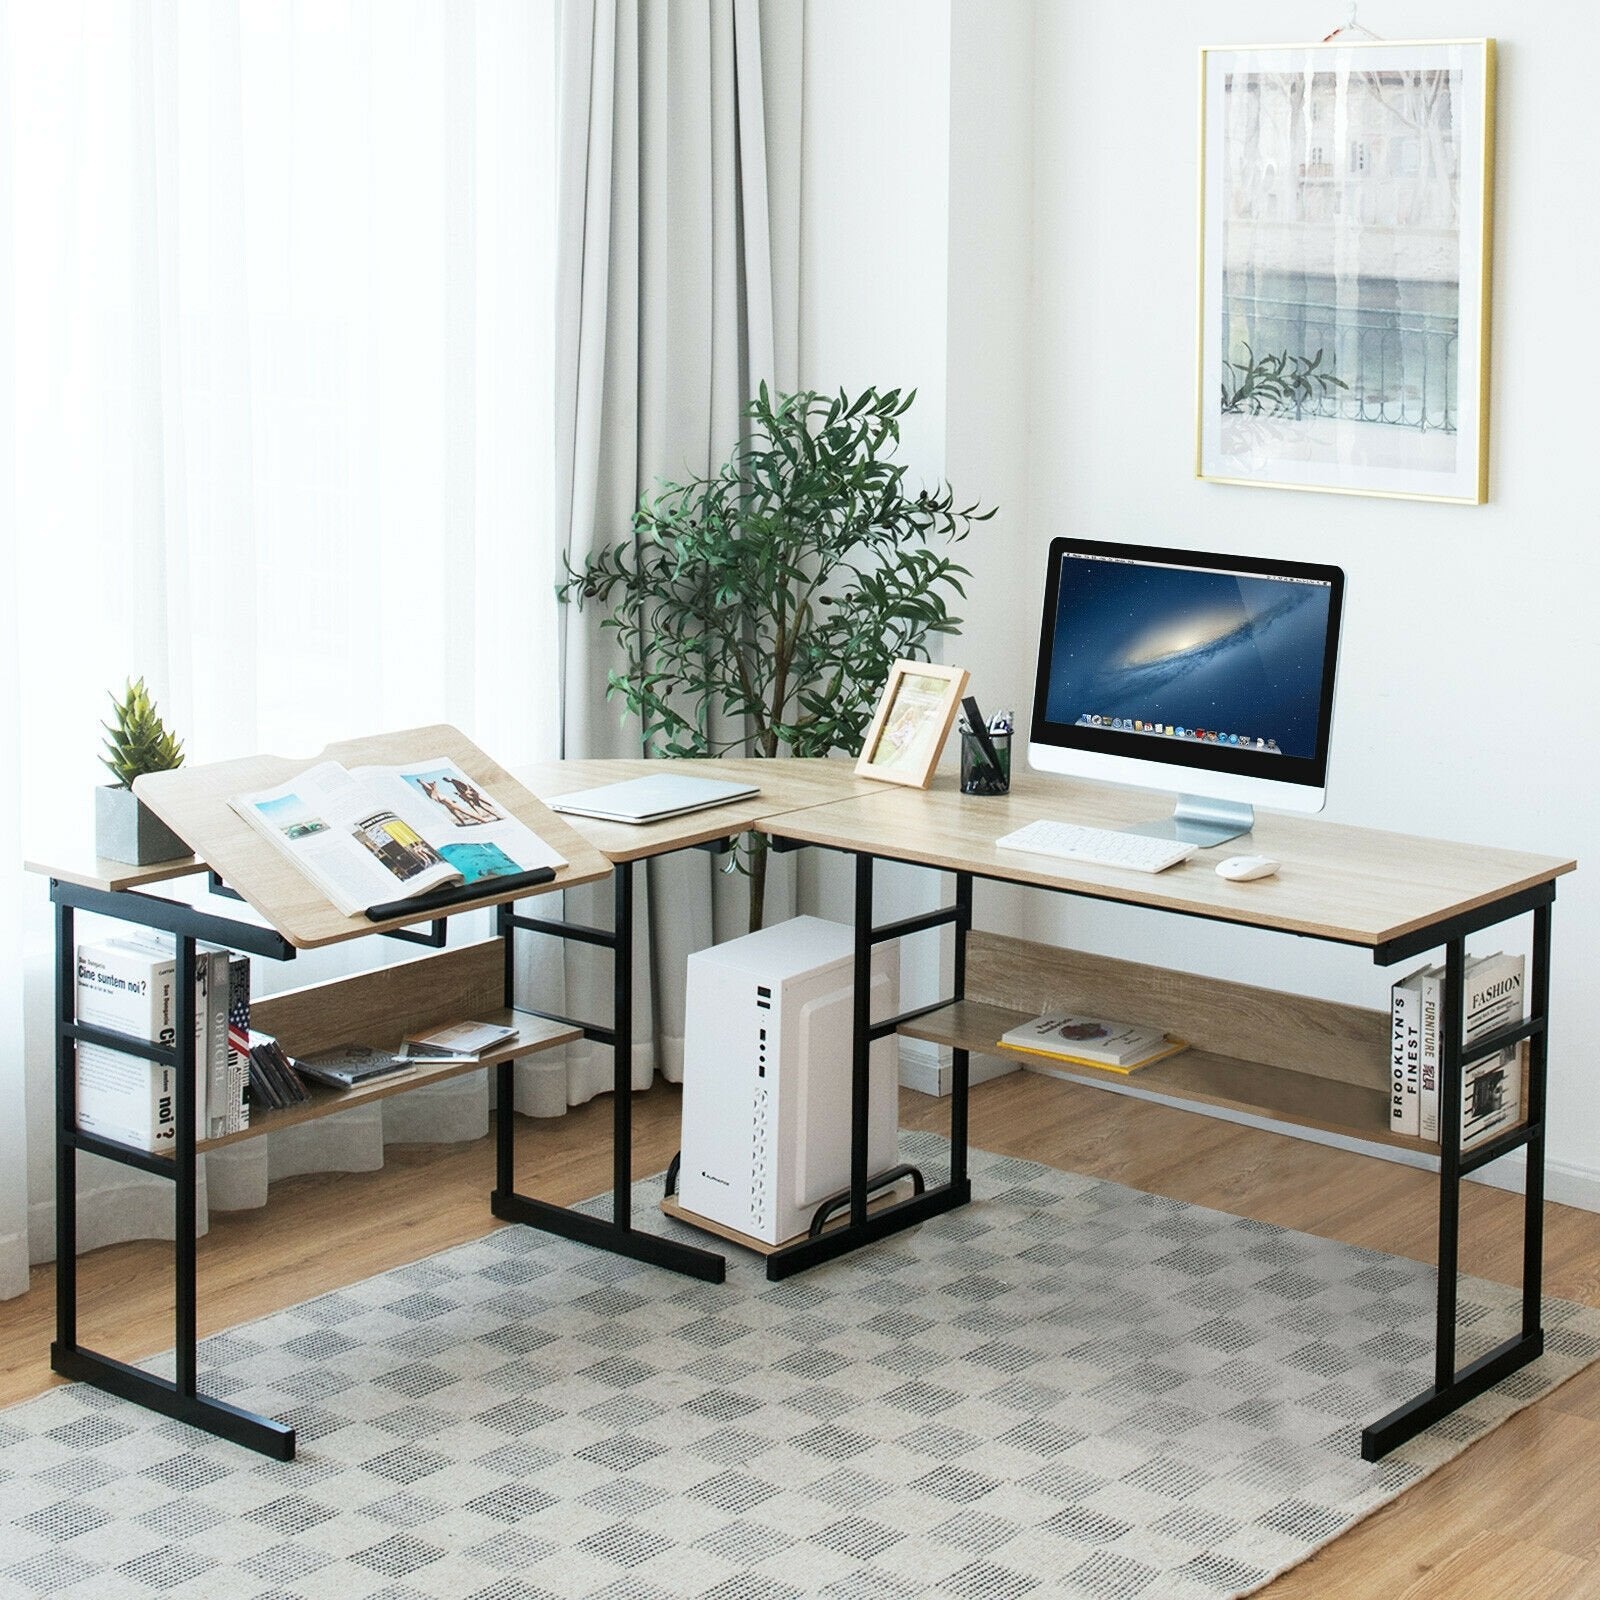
796,1,955,1030
968,1,1600,1199
796,2,1600,1203
799,0,950,463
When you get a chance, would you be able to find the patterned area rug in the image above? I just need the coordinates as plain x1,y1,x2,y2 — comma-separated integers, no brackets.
3,1132,1598,1600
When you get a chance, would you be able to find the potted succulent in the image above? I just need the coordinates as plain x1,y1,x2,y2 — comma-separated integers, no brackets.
559,384,992,930
95,677,190,864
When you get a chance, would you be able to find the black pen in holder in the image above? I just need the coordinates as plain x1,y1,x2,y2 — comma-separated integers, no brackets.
960,728,1011,795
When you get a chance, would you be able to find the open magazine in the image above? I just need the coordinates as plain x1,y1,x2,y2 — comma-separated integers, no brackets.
230,757,566,917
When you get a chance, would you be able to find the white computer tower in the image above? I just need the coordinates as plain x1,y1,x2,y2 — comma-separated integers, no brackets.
678,915,899,1246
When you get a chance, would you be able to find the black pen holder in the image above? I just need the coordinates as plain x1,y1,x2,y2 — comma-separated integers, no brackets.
960,730,1011,795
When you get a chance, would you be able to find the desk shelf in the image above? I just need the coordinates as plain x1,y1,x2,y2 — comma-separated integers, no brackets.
899,997,1435,1155
187,1008,579,1154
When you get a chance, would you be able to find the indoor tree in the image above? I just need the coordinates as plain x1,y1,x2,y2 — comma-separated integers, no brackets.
558,383,993,930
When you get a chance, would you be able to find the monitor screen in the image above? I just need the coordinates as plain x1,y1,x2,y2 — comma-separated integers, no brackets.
1030,538,1344,804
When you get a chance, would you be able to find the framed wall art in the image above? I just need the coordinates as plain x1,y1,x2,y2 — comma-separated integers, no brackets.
1197,38,1495,503
855,660,969,788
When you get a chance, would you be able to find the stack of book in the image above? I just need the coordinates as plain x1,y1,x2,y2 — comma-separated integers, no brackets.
75,936,253,1151
291,1020,516,1091
1389,951,1525,1148
245,1031,312,1111
996,1011,1188,1076
397,1019,519,1064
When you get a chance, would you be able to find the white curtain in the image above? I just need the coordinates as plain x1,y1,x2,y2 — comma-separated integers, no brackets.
0,1,559,1290
521,0,804,1115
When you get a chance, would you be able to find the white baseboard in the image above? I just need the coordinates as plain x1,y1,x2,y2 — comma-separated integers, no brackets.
898,1039,1021,1097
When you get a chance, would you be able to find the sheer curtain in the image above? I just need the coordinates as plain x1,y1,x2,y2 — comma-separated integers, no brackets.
0,1,559,1291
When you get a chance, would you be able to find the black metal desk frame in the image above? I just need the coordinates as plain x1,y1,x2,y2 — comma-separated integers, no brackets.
49,860,723,1462
756,837,1557,1462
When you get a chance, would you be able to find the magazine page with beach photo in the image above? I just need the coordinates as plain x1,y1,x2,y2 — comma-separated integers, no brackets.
229,757,566,917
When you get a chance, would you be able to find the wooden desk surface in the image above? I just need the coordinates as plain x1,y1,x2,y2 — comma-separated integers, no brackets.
512,756,882,863
65,726,617,949
755,772,1576,950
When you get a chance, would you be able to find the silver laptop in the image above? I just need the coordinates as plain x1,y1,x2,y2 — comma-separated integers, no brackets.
548,774,759,824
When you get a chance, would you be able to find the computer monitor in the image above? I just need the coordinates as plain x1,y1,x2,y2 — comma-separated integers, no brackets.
1029,538,1345,847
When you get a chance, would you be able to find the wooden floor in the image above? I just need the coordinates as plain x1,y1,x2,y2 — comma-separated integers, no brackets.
3,1072,1598,1598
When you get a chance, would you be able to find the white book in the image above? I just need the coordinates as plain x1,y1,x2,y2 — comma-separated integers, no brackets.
75,1044,176,1152
75,940,181,1151
1389,968,1425,1136
1461,951,1526,1151
997,1012,1187,1074
76,939,177,1047
1465,951,1525,1047
105,933,210,1136
400,1019,518,1059
1417,966,1444,1142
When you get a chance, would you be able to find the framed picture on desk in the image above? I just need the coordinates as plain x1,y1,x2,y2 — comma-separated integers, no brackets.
855,660,969,788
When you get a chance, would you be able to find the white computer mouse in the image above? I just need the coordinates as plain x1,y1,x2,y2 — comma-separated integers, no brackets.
1215,854,1280,882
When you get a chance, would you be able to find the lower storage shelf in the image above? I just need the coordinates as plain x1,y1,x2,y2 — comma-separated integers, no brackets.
184,1007,579,1154
898,998,1439,1154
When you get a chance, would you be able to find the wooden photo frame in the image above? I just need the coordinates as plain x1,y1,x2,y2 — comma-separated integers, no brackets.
1197,38,1495,503
854,661,969,789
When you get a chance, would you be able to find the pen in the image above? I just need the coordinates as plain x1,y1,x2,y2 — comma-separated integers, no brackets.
960,696,1006,777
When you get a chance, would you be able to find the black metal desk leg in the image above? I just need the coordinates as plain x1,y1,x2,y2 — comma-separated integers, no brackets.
950,872,973,1192
1522,903,1552,1340
1362,921,1548,1460
54,898,77,1354
613,859,634,1230
174,937,198,1398
850,853,874,1228
493,860,725,1283
495,904,517,1194
49,891,294,1459
1435,935,1466,1391
764,852,973,1281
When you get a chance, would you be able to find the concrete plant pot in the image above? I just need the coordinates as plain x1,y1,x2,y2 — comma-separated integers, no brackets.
94,785,189,866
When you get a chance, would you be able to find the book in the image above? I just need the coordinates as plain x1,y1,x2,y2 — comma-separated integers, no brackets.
229,755,566,918
1393,951,1527,1150
1463,1046,1523,1151
197,946,230,1138
102,932,213,1137
225,954,252,1133
1389,967,1425,1136
295,1043,415,1089
1417,965,1443,1141
74,939,181,1151
244,1031,311,1110
997,1012,1188,1075
244,1036,283,1112
1462,952,1526,1151
399,1019,518,1060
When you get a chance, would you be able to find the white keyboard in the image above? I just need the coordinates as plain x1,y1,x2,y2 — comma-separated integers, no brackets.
994,818,1197,874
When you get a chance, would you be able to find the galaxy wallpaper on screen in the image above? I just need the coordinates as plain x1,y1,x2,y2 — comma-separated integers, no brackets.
1044,558,1333,759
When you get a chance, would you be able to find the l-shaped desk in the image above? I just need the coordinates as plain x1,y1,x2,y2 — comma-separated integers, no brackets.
746,768,1574,1460
36,743,1575,1463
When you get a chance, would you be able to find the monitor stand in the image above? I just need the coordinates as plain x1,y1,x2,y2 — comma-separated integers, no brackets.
1126,795,1253,850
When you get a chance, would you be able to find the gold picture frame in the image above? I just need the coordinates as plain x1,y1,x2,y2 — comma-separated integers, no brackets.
1197,38,1495,503
855,661,970,789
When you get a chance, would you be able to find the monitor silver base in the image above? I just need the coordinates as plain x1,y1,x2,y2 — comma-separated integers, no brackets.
1125,795,1254,850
